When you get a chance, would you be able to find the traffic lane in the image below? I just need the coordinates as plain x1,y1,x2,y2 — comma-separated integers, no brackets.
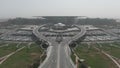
59,45,74,68
40,45,58,68
40,39,74,68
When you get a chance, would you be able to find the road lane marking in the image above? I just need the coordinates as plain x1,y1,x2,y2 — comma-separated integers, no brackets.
39,46,53,68
57,44,61,68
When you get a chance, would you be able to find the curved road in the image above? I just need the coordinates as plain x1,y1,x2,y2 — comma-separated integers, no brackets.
32,25,86,68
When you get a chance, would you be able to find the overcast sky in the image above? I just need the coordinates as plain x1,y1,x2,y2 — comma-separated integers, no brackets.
0,0,120,18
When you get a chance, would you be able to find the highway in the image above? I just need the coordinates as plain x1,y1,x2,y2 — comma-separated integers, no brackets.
39,40,74,68
32,25,86,68
99,28,120,39
72,25,86,41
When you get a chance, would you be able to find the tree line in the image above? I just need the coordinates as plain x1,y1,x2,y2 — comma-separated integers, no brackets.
0,16,118,26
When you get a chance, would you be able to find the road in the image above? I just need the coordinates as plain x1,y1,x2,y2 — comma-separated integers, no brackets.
39,38,74,68
33,25,86,68
100,28,120,39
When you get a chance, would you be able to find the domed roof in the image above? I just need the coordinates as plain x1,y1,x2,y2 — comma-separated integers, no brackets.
54,23,65,27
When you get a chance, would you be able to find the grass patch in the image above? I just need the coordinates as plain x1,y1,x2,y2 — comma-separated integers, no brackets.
0,42,6,46
0,43,18,57
74,43,117,68
97,43,120,58
71,53,76,64
0,43,44,68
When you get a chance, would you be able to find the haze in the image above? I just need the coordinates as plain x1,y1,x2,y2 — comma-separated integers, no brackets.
0,0,120,18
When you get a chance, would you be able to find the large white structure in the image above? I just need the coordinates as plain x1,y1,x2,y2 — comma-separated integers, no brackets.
54,23,65,27
53,23,66,30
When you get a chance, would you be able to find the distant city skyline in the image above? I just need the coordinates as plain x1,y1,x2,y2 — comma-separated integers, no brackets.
0,0,120,19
